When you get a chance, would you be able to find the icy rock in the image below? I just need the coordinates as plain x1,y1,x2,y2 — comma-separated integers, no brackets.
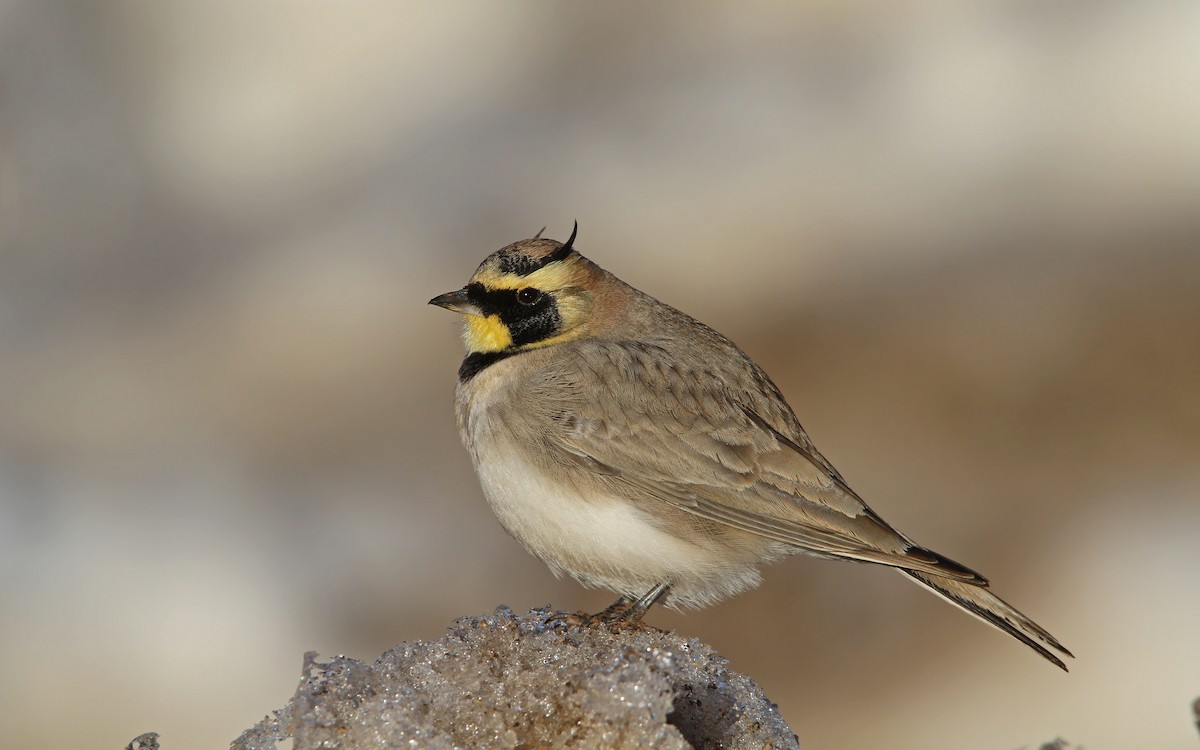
231,606,798,749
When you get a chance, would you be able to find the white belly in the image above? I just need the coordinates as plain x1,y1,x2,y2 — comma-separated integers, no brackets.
471,436,765,607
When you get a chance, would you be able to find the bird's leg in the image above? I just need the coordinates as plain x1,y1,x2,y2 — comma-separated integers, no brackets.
603,582,671,623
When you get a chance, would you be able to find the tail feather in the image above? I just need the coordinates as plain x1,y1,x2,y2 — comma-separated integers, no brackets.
904,544,990,586
902,569,1074,671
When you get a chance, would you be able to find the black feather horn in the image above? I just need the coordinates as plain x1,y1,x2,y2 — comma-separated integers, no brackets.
544,220,578,264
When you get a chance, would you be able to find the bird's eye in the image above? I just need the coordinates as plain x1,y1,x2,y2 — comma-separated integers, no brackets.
517,288,541,305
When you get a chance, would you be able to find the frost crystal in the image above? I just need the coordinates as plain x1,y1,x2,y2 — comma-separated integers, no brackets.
232,607,798,749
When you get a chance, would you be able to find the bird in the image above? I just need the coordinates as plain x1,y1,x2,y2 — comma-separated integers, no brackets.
429,223,1073,670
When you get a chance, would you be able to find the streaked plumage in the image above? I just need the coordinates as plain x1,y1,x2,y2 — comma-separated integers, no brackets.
430,225,1073,670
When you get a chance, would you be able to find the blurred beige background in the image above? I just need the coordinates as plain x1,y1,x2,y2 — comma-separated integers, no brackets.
2,2,1199,748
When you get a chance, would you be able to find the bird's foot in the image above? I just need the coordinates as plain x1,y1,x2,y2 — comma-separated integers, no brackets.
543,583,673,630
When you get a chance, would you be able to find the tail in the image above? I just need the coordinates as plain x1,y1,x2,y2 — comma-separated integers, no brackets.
901,569,1074,671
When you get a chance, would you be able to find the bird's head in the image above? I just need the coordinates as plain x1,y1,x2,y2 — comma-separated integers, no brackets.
429,223,595,355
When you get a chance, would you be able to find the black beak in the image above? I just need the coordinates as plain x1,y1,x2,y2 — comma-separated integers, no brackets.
428,287,481,316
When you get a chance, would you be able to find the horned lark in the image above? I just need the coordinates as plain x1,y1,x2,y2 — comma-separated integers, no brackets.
430,224,1073,670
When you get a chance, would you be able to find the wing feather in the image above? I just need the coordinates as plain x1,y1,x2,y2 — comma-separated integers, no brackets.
531,339,985,583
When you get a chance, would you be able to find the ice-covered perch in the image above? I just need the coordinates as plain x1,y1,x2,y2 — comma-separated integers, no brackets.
232,606,799,749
